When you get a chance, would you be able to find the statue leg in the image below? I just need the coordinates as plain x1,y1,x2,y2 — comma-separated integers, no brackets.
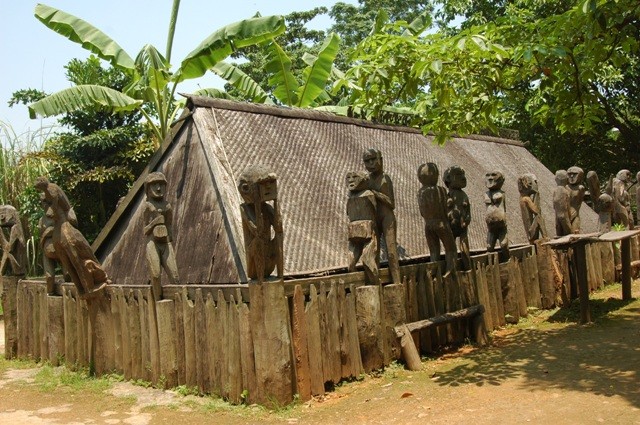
426,225,441,262
498,226,510,262
438,223,457,277
146,241,162,300
347,240,362,273
383,217,401,285
161,243,180,284
361,238,380,286
459,231,471,271
43,253,56,295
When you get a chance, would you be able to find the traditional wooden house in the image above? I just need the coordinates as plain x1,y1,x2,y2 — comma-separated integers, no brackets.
93,96,598,284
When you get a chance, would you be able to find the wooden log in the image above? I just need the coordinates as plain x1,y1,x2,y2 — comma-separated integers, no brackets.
500,262,519,324
217,290,230,399
591,242,604,290
423,270,439,349
405,277,420,355
117,287,132,379
382,283,406,363
526,252,542,309
600,243,615,285
512,259,528,318
238,301,258,403
415,266,433,353
146,289,161,384
483,265,499,330
249,281,294,407
174,290,186,385
400,305,486,333
474,264,493,332
304,284,325,396
432,269,448,346
156,299,177,388
137,290,152,382
182,290,197,388
585,244,598,292
1,276,19,359
492,261,506,327
291,286,311,401
326,282,342,383
47,295,64,366
110,287,123,373
128,292,142,378
317,282,331,384
194,289,207,394
204,293,218,395
346,287,363,378
355,285,384,372
64,288,77,367
226,294,242,404
337,283,351,379
396,325,422,371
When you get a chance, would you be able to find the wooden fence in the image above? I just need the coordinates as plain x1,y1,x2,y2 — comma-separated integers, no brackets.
0,240,621,406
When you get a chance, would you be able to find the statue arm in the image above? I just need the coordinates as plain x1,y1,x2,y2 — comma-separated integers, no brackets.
165,203,174,242
240,205,259,236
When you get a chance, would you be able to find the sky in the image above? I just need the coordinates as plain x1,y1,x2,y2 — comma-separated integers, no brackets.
0,1,356,138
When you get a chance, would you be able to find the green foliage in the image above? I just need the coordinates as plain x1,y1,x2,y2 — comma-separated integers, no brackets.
31,2,286,143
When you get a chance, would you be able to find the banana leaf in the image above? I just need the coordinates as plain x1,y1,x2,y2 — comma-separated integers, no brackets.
35,4,135,70
297,34,340,108
210,62,273,104
266,42,299,106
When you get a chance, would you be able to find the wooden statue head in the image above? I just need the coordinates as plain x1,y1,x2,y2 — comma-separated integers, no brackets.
362,148,383,175
517,173,538,196
238,165,278,204
443,165,467,190
0,205,19,228
145,172,167,200
346,171,369,192
555,170,568,186
616,169,632,183
417,162,439,186
567,166,584,185
485,170,504,191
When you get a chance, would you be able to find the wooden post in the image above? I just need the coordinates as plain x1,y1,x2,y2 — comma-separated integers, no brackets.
226,294,242,404
305,284,325,396
1,276,19,359
396,325,422,371
346,287,363,378
573,242,591,324
194,289,207,394
238,301,258,403
621,237,632,300
47,295,64,366
174,291,186,385
355,285,384,372
326,283,342,383
500,261,519,324
156,299,177,388
382,284,406,363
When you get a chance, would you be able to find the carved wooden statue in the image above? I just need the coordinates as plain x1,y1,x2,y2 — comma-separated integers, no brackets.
553,170,572,237
34,177,110,298
586,171,613,233
611,169,634,229
0,205,26,276
346,171,380,286
143,172,179,300
566,166,586,233
517,173,547,243
39,193,60,294
363,149,401,285
418,163,457,277
238,165,284,283
484,170,509,260
443,165,471,270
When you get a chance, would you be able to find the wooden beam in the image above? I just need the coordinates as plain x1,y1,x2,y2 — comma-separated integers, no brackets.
395,305,485,336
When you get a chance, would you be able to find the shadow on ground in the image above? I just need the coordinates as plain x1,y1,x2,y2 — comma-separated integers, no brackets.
432,295,640,408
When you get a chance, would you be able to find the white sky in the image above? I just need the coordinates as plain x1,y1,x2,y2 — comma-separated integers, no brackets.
0,1,355,138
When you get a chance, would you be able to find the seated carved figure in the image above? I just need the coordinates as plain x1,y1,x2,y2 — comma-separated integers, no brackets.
238,165,283,283
586,170,613,233
566,166,586,233
34,177,110,298
553,170,572,237
612,169,633,229
0,205,26,276
143,172,179,300
518,173,547,243
443,165,471,270
418,163,457,277
484,170,509,261
346,171,379,285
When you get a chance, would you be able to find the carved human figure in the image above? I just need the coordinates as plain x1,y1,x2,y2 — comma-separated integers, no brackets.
39,194,58,294
346,171,380,286
566,166,586,233
418,163,457,276
553,170,572,237
484,170,509,260
143,172,179,299
443,165,471,270
34,177,110,298
611,169,634,229
363,149,401,285
517,173,547,243
586,170,613,233
238,165,284,283
0,205,26,276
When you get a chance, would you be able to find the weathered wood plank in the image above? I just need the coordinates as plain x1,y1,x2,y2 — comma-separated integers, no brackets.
292,285,312,401
174,290,186,385
156,299,178,388
227,294,242,404
194,289,207,394
304,284,325,397
1,276,19,359
217,290,229,399
110,287,123,373
355,285,384,373
326,282,341,383
137,289,152,382
204,293,218,395
183,290,197,388
238,301,258,403
382,283,406,363
47,295,65,366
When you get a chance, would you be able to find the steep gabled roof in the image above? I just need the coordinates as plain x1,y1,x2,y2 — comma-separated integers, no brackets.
94,96,598,284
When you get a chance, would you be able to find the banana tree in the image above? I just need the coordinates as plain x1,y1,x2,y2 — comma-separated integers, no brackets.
209,33,340,107
29,3,285,143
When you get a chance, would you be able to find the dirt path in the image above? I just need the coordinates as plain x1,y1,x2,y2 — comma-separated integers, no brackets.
1,282,639,425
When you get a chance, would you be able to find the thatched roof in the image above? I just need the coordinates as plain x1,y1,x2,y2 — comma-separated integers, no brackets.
94,97,598,284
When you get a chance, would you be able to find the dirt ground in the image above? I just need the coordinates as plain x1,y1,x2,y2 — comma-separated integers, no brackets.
1,281,639,425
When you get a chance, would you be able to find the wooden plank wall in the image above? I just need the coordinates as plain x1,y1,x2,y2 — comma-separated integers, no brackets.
9,241,622,407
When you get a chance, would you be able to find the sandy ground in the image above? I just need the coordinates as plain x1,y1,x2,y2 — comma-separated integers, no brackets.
0,281,639,425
